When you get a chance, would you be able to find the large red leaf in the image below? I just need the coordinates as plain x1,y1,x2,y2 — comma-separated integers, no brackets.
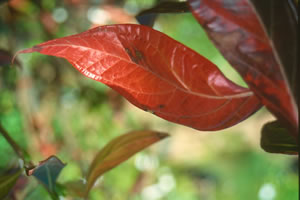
18,24,261,131
188,0,298,135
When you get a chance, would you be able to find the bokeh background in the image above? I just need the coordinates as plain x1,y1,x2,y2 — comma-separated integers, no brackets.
0,0,298,199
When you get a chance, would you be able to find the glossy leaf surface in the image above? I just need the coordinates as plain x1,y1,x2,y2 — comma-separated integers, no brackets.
85,130,169,196
28,156,65,193
188,0,298,134
261,121,298,155
18,24,262,131
0,168,23,199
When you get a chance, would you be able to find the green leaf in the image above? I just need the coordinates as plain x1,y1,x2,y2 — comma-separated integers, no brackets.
28,155,66,197
261,121,298,155
0,167,23,199
85,130,169,196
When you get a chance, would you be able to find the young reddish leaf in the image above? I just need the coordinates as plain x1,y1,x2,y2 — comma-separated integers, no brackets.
17,24,261,131
188,0,298,135
85,130,169,196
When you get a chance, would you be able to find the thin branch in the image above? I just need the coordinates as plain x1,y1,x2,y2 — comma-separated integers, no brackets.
0,123,34,167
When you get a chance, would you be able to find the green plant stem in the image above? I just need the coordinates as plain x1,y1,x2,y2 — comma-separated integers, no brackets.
0,123,33,167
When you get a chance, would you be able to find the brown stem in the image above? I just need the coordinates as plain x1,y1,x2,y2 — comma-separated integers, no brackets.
0,123,34,167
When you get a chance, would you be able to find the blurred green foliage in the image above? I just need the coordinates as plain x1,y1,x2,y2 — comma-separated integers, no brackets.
0,0,298,199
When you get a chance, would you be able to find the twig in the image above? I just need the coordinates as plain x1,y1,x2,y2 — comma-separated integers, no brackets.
0,123,34,167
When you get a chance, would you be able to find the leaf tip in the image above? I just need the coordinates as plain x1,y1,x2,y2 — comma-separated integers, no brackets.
12,45,42,64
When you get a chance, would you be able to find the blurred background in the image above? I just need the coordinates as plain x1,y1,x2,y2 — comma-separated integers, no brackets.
0,0,298,199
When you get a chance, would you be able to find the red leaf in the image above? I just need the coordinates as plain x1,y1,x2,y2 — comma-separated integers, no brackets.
17,24,261,131
188,0,298,134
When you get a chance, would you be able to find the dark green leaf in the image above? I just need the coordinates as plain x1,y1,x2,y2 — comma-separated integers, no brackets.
85,130,169,196
28,156,66,193
261,121,298,154
0,167,23,199
136,1,189,27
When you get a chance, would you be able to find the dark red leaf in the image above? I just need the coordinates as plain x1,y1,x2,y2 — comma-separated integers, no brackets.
17,24,261,131
250,0,298,102
188,0,298,135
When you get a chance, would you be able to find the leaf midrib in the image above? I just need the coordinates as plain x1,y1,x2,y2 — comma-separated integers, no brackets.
36,42,254,100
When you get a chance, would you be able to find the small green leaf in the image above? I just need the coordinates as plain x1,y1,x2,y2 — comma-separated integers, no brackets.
0,167,23,199
261,121,298,155
28,156,66,194
85,130,169,196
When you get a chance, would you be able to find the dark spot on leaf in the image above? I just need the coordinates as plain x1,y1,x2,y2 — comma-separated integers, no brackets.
125,48,138,64
125,47,145,65
135,48,144,61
